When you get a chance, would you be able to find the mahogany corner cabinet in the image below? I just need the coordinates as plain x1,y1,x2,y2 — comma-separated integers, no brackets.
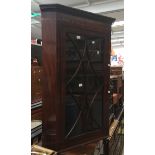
39,4,115,152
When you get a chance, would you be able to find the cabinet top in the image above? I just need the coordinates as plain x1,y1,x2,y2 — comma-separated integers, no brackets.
40,4,115,25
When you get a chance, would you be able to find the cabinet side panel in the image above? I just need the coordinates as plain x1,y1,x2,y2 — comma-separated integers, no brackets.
102,27,112,136
41,12,58,148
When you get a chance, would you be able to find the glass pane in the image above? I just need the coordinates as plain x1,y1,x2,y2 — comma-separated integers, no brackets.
65,33,104,138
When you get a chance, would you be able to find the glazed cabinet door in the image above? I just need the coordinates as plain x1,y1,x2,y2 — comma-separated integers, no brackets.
61,30,106,140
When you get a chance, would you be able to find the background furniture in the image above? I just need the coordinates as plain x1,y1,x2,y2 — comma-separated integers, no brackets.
110,66,124,118
103,108,124,155
102,66,124,155
31,47,43,121
31,120,42,145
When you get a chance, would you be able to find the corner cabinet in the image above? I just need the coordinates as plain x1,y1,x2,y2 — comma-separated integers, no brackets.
40,4,115,152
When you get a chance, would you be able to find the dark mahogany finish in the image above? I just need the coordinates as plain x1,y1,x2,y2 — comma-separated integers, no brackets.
40,4,115,152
